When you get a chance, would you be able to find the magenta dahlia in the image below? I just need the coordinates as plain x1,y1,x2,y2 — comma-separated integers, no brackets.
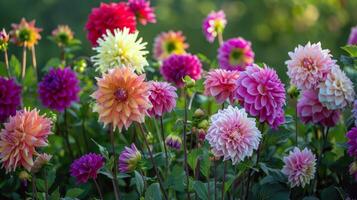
206,106,261,164
0,77,22,123
218,37,254,71
85,2,136,46
235,64,286,128
128,0,156,25
202,10,226,43
204,69,239,104
282,147,316,188
347,127,357,158
147,81,177,118
348,26,357,45
297,90,340,127
160,54,202,88
38,67,80,112
70,153,104,184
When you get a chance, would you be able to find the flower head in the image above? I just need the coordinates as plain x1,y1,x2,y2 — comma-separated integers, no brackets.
0,109,52,173
282,147,316,188
128,0,156,25
10,18,42,48
51,25,74,47
85,2,136,46
347,127,357,158
202,10,227,43
91,67,152,131
0,29,10,51
119,144,142,173
204,69,240,104
38,67,80,112
153,31,189,61
147,81,177,118
91,28,148,74
0,77,22,123
286,42,335,90
206,106,261,165
31,153,52,174
235,64,286,128
160,54,202,88
353,100,357,127
70,153,104,184
165,134,182,150
297,90,340,127
348,26,357,45
318,65,355,110
218,37,254,71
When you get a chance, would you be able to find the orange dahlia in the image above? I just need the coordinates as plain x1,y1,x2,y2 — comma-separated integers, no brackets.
10,18,42,48
0,109,52,173
91,67,152,131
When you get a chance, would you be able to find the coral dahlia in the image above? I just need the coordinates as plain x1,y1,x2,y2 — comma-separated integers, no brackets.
204,69,240,104
85,2,136,46
286,42,335,90
218,37,254,71
206,106,261,165
202,10,227,43
347,127,357,158
147,81,177,118
282,147,316,188
10,18,42,48
128,0,156,25
235,64,286,128
153,31,189,61
91,67,152,131
70,153,104,184
0,109,52,173
160,54,202,88
0,77,22,123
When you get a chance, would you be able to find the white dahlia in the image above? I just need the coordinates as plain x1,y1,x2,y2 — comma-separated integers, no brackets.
91,28,149,74
318,65,355,110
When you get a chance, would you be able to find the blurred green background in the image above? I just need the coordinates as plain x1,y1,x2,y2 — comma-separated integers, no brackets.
0,0,356,81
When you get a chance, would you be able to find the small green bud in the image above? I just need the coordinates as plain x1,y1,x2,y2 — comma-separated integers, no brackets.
198,119,209,129
183,75,195,88
287,85,299,99
74,59,87,73
194,108,205,118
147,132,155,144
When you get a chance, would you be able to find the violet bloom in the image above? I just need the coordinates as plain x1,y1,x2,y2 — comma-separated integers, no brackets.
70,153,104,184
0,77,22,123
202,10,226,43
347,127,357,158
118,144,142,173
165,134,182,150
348,26,357,45
38,67,80,112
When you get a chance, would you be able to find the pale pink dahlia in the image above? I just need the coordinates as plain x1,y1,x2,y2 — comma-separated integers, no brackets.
128,0,156,25
147,81,177,118
282,147,316,188
204,69,239,104
202,10,227,43
218,37,254,71
297,90,340,127
286,42,335,91
0,109,52,173
235,64,286,128
205,106,261,165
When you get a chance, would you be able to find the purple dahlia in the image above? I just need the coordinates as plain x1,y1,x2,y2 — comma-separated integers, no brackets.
70,153,104,184
0,77,22,123
118,144,142,173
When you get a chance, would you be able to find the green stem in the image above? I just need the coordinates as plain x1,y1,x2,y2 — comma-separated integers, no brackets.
182,89,191,200
109,126,120,200
222,161,227,200
32,172,37,200
295,103,298,146
93,179,104,200
21,43,27,81
31,46,38,82
160,116,169,171
63,110,74,159
44,169,49,200
4,49,10,77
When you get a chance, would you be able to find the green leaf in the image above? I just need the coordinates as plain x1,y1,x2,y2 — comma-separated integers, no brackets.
134,171,145,195
65,188,84,198
187,149,200,170
321,186,342,200
166,165,185,192
193,181,208,200
145,183,162,200
91,138,109,159
9,55,21,78
341,45,357,57
50,187,60,200
199,151,211,178
36,179,46,192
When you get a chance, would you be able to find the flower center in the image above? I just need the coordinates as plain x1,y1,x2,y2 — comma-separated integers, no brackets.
229,49,244,66
114,88,128,101
301,57,315,70
19,28,32,42
46,76,61,90
166,41,177,53
213,19,225,33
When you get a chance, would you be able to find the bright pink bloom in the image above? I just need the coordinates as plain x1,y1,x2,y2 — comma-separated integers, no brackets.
202,10,226,43
128,0,156,25
147,81,177,117
347,127,357,158
204,69,239,104
206,106,261,165
282,147,316,188
235,64,286,128
297,90,340,127
85,2,136,46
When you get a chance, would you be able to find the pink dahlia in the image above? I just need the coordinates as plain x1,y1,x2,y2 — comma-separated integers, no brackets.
0,109,52,173
147,81,177,118
218,37,254,71
202,10,227,43
348,26,357,45
235,64,286,129
128,0,156,25
282,147,316,188
286,42,335,90
297,90,340,127
347,127,357,158
160,54,202,88
70,153,104,184
85,2,136,46
206,106,261,164
204,69,239,104
0,77,22,123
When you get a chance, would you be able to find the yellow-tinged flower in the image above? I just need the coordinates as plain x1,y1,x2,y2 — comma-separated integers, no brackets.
153,31,189,61
91,28,148,74
91,67,152,131
51,25,74,47
10,18,42,48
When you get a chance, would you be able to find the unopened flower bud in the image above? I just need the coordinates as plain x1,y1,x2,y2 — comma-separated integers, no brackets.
0,29,9,51
197,128,206,142
74,59,87,73
165,134,182,150
194,108,205,118
288,85,299,99
31,153,52,173
183,75,195,88
19,170,30,181
349,161,357,181
147,132,154,144
198,119,209,129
